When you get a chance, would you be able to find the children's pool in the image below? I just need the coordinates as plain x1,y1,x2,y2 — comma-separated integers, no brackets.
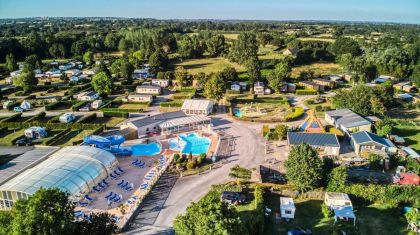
169,132,211,155
131,142,162,156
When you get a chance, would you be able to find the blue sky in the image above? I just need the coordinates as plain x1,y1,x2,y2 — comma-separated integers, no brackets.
0,0,419,24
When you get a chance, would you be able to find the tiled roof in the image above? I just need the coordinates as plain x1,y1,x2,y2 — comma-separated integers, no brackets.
287,132,340,148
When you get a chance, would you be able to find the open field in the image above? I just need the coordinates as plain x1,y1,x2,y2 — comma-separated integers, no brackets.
291,63,345,78
392,122,420,152
264,194,407,235
298,37,335,42
172,57,245,75
258,45,286,60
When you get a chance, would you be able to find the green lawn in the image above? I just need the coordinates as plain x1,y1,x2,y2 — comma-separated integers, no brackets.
258,45,286,61
393,123,420,152
91,117,125,128
0,129,24,146
172,57,245,75
55,129,95,146
264,194,408,235
291,63,345,79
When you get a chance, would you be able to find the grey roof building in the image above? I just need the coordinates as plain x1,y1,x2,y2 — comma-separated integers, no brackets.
325,109,372,135
287,132,340,156
350,131,397,156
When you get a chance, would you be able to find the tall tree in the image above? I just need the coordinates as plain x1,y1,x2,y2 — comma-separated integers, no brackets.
285,143,323,192
326,165,348,191
92,71,112,96
228,32,258,65
49,43,66,58
410,64,420,87
267,60,291,93
331,37,361,56
206,34,227,57
245,57,261,92
219,67,238,82
203,73,226,101
104,32,120,50
83,50,94,65
174,66,189,87
148,49,168,74
174,195,245,235
13,64,38,92
74,212,117,235
10,188,74,235
5,53,17,72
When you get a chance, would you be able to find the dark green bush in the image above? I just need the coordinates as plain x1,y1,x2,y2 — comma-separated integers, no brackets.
296,89,318,95
72,101,87,111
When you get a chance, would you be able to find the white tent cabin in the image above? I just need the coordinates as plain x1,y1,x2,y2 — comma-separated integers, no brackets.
280,197,296,220
20,100,32,110
24,127,47,139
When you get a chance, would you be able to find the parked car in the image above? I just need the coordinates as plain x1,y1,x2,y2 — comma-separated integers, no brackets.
287,228,312,235
14,107,24,112
15,138,34,146
221,191,246,205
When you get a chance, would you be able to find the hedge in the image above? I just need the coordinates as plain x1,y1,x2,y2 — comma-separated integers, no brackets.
47,114,62,123
172,93,193,99
160,100,184,107
24,111,46,123
10,134,25,145
284,107,305,121
45,101,72,111
43,128,71,146
0,121,104,131
100,107,144,113
76,113,97,123
338,184,420,207
5,101,20,110
0,113,22,123
103,111,129,118
296,89,318,95
226,90,241,95
72,101,87,111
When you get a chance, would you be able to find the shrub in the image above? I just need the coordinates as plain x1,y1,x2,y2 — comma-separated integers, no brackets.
5,101,20,110
284,107,304,121
173,153,180,162
296,89,318,95
226,90,241,94
321,204,333,218
306,100,314,105
160,100,183,107
24,111,46,123
100,107,144,113
47,115,61,123
315,105,323,112
186,160,197,170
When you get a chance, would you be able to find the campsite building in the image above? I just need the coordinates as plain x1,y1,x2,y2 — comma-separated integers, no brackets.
325,109,372,136
313,78,337,89
350,131,397,156
0,146,118,210
299,81,324,92
136,85,162,95
120,111,212,138
151,79,170,88
181,99,214,116
280,83,297,93
125,94,153,103
287,132,340,156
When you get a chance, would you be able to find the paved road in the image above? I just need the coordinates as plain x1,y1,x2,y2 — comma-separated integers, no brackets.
124,114,267,234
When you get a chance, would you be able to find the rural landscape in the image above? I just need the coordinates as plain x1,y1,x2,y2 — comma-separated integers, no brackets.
0,1,419,235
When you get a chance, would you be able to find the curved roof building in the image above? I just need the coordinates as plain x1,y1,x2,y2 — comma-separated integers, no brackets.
0,146,118,210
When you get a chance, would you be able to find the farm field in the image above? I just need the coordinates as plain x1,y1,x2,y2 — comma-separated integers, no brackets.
298,37,336,42
258,45,286,60
291,62,345,79
172,57,245,75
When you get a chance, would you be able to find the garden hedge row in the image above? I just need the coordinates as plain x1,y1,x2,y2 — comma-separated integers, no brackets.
160,100,184,107
103,111,129,118
45,101,72,111
0,121,104,131
76,113,97,123
101,107,144,113
72,101,87,111
296,89,318,95
24,111,46,123
226,90,241,94
284,107,305,121
43,128,71,146
0,113,22,123
5,101,20,110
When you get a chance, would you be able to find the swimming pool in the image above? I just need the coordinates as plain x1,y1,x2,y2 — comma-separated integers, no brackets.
131,142,162,156
233,108,242,118
169,132,211,155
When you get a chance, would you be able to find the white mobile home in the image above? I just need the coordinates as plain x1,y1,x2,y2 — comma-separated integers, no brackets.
280,197,296,220
59,113,76,123
324,192,352,209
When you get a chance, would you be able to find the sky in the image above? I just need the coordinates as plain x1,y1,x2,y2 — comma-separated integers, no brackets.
0,0,419,24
